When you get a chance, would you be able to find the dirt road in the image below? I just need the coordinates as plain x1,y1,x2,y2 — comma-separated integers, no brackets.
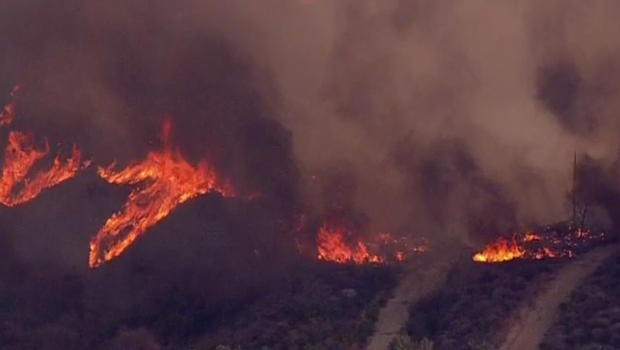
498,244,619,350
364,257,453,350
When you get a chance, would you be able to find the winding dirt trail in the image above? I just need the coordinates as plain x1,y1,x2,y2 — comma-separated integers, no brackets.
364,256,453,350
499,244,619,350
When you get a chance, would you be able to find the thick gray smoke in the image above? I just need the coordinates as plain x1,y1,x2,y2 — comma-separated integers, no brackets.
2,0,620,251
2,2,620,348
191,1,620,241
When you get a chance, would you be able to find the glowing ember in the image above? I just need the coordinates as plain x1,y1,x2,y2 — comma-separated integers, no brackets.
316,224,382,264
473,236,525,263
0,85,20,127
534,247,556,260
377,232,427,261
89,119,234,268
523,232,541,242
0,131,85,207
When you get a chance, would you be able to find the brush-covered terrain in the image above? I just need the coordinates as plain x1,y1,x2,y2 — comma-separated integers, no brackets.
403,257,562,350
541,252,620,350
0,255,398,350
191,263,399,350
0,174,404,350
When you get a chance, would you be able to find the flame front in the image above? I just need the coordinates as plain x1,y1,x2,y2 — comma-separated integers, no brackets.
473,229,606,263
0,132,83,206
88,120,234,268
0,86,85,206
472,236,525,263
316,224,382,264
314,223,427,264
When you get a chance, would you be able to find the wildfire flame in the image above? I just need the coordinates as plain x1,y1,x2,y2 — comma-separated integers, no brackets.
88,119,234,268
0,131,84,206
473,228,606,263
0,86,86,207
315,224,426,264
472,236,525,263
317,224,382,264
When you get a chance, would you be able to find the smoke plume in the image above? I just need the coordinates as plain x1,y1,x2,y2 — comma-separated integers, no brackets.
2,0,620,261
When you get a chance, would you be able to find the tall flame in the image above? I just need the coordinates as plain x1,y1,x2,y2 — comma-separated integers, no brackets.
316,224,382,264
0,132,84,206
472,236,525,263
0,84,85,206
88,119,234,268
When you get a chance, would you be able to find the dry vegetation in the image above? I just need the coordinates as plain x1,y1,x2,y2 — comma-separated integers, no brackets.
405,258,562,350
0,254,398,350
541,252,620,350
191,263,399,350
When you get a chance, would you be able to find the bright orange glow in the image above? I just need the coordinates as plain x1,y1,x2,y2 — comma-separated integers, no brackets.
0,131,84,206
523,232,541,242
472,236,525,263
89,119,234,268
316,224,382,264
315,225,426,264
473,229,606,263
394,251,405,262
0,84,84,206
0,85,20,127
534,247,556,260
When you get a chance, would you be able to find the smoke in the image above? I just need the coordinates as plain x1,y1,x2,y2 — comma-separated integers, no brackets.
2,1,620,348
190,0,620,240
2,0,620,262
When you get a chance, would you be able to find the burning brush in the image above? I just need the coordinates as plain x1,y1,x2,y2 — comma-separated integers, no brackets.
0,85,88,207
1,87,237,268
88,119,235,268
315,220,427,265
473,227,607,263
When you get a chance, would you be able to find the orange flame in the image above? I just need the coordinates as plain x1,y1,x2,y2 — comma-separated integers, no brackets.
523,232,541,242
0,132,85,207
0,85,85,206
314,225,427,264
473,228,606,263
472,236,525,263
534,247,556,260
88,119,234,268
316,224,382,264
0,85,20,127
